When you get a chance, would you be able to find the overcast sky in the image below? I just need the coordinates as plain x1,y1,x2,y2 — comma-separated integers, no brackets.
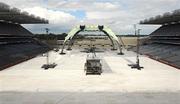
1,0,180,34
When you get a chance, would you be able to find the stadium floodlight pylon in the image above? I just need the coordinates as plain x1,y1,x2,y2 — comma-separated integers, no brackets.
41,28,57,70
128,27,144,70
60,25,125,55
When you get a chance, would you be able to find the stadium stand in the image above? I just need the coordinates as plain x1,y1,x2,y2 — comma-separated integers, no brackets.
0,2,49,70
135,9,180,69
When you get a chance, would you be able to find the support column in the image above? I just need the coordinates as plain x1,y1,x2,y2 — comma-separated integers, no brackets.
60,41,66,55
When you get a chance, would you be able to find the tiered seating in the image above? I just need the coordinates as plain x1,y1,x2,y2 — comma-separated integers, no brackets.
0,36,33,45
0,22,49,70
0,22,34,45
131,24,180,68
0,44,48,69
0,22,32,36
0,2,49,70
150,24,180,45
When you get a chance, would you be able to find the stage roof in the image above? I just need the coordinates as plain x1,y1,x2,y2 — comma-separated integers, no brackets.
0,2,48,24
140,9,180,25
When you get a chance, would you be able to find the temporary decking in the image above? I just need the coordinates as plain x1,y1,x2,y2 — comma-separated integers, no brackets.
0,48,180,104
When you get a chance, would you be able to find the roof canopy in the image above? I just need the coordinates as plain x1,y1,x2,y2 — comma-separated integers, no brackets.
140,9,180,25
0,2,48,24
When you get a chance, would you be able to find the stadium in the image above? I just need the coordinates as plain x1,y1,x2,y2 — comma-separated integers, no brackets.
0,1,180,104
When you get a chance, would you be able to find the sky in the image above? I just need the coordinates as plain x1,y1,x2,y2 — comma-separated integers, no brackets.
1,0,180,35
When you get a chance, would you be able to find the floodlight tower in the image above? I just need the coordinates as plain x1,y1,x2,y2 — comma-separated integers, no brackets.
128,25,144,70
134,24,137,36
41,28,57,70
45,28,49,65
135,29,144,69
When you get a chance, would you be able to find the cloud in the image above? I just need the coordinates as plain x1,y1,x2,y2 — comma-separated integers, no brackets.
23,7,76,25
93,2,119,10
2,0,44,9
43,0,171,34
86,10,131,20
22,6,77,33
48,1,120,12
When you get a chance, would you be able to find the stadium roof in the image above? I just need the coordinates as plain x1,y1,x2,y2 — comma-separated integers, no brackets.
140,9,180,25
0,2,48,24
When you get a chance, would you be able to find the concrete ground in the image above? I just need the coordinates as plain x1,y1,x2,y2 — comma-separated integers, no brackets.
0,48,180,104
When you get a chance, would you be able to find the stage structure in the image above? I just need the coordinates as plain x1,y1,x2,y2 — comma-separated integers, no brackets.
60,25,124,55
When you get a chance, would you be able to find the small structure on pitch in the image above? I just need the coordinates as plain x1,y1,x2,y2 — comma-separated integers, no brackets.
84,46,102,75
